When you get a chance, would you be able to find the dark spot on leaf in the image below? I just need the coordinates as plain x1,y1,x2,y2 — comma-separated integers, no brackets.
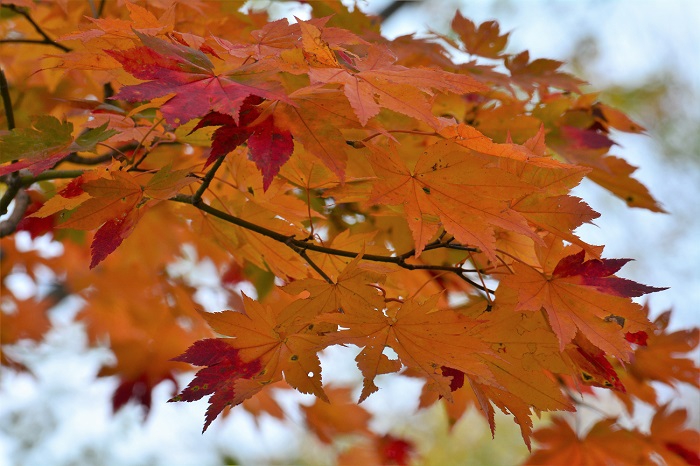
422,187,431,194
290,354,299,361
581,372,593,381
605,315,625,327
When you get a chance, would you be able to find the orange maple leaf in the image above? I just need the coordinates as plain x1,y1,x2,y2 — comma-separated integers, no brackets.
368,139,537,259
197,295,329,402
499,236,665,360
526,416,648,465
324,294,495,402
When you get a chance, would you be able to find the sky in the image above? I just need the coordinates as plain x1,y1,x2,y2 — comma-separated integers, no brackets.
1,1,699,465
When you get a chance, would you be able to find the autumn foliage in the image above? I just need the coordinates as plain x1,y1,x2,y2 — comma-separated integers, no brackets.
1,1,698,464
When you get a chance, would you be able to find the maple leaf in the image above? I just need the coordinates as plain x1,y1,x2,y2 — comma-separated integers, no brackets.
143,165,196,200
499,237,666,359
107,32,291,126
615,316,699,411
190,98,293,190
505,51,585,95
324,294,496,402
281,251,386,331
526,416,648,465
169,338,262,432
648,406,700,466
367,139,537,259
301,386,371,444
273,86,362,180
458,290,574,447
0,118,116,176
440,123,600,252
451,12,510,59
307,38,488,127
565,333,625,392
197,296,329,402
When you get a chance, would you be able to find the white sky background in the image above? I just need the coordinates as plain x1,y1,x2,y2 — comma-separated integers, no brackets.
1,1,699,465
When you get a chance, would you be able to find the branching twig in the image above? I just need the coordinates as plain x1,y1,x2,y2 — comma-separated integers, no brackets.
2,5,72,53
171,194,495,294
295,248,333,284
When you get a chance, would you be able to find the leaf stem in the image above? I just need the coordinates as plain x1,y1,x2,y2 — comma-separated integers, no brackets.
129,118,164,170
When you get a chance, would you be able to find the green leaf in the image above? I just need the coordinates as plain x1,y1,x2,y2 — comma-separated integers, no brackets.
0,116,73,163
71,122,119,153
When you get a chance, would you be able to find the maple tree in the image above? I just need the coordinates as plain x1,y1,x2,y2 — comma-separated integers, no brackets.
1,1,698,464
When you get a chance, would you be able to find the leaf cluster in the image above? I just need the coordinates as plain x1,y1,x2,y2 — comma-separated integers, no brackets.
1,1,697,464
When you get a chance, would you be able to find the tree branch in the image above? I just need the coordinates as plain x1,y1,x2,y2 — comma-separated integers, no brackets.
192,156,225,205
20,170,85,186
0,187,28,237
0,67,16,131
171,194,494,294
3,5,72,53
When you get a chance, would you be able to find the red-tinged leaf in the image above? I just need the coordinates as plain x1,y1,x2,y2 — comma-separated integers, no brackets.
89,206,143,269
625,331,648,346
567,334,625,392
442,366,466,393
16,192,56,238
107,35,290,126
0,116,72,176
500,237,663,359
112,373,167,414
309,45,487,127
0,120,118,177
247,117,294,191
58,171,143,231
649,406,700,466
505,51,585,95
60,176,87,198
561,126,615,151
192,101,294,190
378,435,415,466
552,250,667,298
169,338,263,432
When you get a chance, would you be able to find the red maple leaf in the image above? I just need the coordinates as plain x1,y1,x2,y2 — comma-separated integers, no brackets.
107,32,290,126
169,338,263,432
191,98,294,190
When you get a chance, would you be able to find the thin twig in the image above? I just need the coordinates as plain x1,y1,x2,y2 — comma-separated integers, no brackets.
129,118,165,171
3,5,72,52
296,248,333,284
171,195,495,294
192,156,225,204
